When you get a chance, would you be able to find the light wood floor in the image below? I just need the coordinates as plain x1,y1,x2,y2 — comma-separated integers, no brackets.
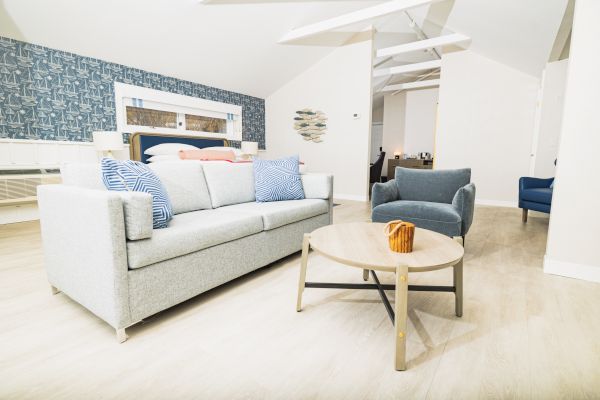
1,202,599,399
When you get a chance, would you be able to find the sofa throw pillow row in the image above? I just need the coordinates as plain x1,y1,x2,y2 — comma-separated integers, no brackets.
101,158,173,229
253,156,305,202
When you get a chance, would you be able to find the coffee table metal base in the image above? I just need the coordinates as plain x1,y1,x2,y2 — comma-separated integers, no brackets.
304,270,456,324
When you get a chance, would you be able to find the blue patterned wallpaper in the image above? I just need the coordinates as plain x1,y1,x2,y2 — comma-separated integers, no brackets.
0,36,265,148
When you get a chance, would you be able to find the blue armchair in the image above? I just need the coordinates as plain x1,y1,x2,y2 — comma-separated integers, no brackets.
518,177,554,222
371,167,476,241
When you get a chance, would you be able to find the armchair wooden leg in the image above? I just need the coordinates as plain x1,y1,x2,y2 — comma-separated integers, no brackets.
522,208,528,223
116,328,128,343
363,269,369,281
50,285,60,295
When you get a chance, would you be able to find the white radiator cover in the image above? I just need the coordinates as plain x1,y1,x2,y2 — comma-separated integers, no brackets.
0,138,129,224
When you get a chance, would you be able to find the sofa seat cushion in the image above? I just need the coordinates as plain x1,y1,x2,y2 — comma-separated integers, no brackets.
520,188,553,205
127,209,264,269
372,200,462,237
221,199,329,230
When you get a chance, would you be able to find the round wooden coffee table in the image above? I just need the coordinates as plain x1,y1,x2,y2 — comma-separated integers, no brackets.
296,222,464,371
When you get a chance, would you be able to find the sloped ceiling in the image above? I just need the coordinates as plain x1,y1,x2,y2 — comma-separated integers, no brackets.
0,0,380,98
409,0,568,77
0,0,568,99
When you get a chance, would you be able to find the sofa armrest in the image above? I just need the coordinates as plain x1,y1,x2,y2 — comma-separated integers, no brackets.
519,177,554,192
301,173,334,224
118,192,153,240
301,173,333,200
371,179,399,210
37,184,132,329
452,183,476,236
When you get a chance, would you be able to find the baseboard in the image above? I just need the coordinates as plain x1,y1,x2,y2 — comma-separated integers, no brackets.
334,193,369,202
543,255,600,283
475,199,517,208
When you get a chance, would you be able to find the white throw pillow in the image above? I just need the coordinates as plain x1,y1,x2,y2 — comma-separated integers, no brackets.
144,143,200,156
147,155,182,163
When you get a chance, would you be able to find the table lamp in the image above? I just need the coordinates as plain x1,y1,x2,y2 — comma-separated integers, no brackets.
93,131,124,158
241,141,259,160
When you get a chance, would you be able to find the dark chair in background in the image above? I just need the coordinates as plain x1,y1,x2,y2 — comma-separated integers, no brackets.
370,151,386,185
518,177,554,222
519,159,555,222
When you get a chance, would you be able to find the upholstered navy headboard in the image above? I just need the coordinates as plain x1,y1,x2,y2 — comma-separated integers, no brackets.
129,133,229,163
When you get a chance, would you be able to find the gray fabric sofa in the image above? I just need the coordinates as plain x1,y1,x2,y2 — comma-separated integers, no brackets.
371,167,475,239
37,161,333,342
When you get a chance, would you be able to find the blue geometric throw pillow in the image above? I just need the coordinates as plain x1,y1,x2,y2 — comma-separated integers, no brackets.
101,158,173,229
253,156,305,202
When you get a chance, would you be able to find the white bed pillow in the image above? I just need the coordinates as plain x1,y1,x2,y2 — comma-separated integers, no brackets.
144,143,200,156
147,155,182,163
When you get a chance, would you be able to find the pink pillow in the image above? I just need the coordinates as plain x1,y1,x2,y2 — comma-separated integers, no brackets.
178,149,236,161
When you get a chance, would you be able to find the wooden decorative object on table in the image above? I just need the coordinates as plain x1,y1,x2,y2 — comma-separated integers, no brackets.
384,220,415,253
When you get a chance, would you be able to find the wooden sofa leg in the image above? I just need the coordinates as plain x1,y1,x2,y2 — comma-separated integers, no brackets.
522,209,528,223
363,269,369,281
116,328,128,343
50,285,60,295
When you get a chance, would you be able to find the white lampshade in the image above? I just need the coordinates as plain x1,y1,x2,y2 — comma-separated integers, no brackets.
241,141,259,155
93,131,124,152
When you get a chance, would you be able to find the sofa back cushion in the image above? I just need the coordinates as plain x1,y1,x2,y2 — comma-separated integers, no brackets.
395,167,471,204
148,161,212,214
202,162,255,208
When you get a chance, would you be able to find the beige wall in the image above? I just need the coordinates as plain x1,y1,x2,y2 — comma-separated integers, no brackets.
435,50,539,205
381,92,406,160
264,34,374,201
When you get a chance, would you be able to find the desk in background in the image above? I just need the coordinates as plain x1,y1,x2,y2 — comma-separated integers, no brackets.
387,159,433,180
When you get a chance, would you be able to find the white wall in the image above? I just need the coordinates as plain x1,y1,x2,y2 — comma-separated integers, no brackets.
264,33,373,201
544,0,600,283
533,59,569,178
435,50,539,206
403,88,438,156
381,92,406,160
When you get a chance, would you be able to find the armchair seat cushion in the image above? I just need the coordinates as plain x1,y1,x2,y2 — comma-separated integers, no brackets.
127,209,263,269
372,200,462,237
520,188,553,205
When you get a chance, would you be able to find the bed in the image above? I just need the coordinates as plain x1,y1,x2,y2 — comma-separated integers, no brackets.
129,132,230,163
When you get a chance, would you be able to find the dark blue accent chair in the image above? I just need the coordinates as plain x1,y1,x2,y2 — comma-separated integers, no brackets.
518,177,554,222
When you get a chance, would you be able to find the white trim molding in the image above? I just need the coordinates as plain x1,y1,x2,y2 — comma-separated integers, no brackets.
376,33,470,58
114,82,242,141
475,199,517,208
334,193,369,202
373,59,442,78
544,255,600,283
381,79,440,92
278,0,435,44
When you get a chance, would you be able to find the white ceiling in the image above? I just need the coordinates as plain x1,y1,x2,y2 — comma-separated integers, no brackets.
0,0,568,99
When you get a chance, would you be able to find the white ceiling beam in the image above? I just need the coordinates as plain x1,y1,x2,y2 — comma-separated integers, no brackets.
373,59,441,77
381,79,440,92
376,33,470,58
278,0,436,44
